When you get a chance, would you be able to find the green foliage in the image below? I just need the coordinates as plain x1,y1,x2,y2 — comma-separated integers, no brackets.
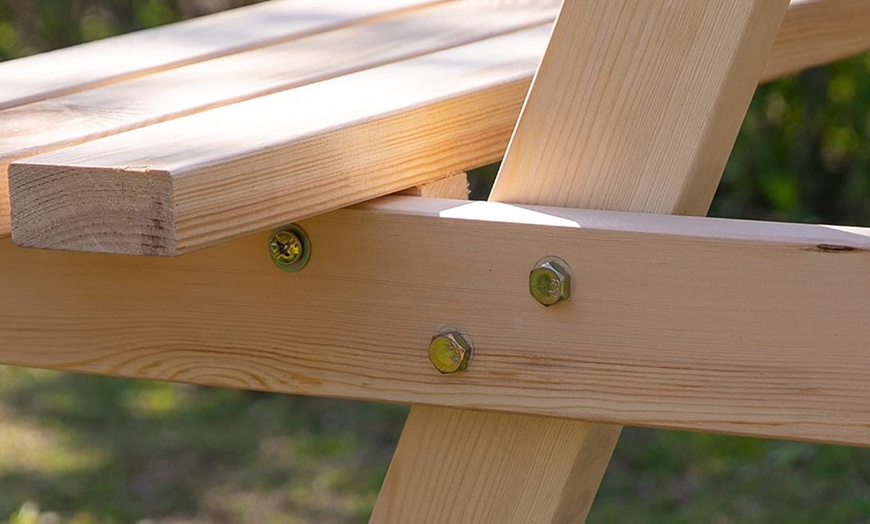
1,1,870,522
713,56,870,225
0,0,261,60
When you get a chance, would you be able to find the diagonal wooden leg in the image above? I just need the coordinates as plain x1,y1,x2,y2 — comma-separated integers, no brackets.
373,0,791,522
374,407,620,523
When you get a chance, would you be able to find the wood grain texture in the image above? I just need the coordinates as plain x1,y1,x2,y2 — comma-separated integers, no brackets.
8,28,550,254
763,0,870,82
2,197,870,445
1,0,865,241
0,0,557,240
377,174,483,523
372,407,621,523
490,0,793,215
396,173,469,198
0,0,441,111
484,0,789,520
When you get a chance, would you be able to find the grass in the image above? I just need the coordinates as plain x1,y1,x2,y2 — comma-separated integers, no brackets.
2,365,870,522
0,367,405,523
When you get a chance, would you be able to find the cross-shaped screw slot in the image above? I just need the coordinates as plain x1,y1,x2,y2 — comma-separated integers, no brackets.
268,225,310,271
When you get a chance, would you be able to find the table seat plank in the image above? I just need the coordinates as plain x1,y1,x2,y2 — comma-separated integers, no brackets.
0,0,557,190
9,28,550,255
0,0,444,111
4,0,870,244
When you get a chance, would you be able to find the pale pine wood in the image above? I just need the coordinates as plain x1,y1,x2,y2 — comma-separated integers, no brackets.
0,0,440,111
478,0,790,521
380,174,496,523
0,0,558,240
763,0,870,82
490,0,793,215
8,28,550,254
3,197,870,445
1,0,865,241
373,407,620,523
396,173,469,198
376,1,791,522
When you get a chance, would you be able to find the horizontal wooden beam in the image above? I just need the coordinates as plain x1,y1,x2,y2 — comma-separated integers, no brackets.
0,0,441,110
762,0,870,82
3,195,870,446
8,28,548,255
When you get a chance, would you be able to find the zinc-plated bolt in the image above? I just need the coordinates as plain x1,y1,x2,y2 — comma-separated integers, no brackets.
529,258,571,306
428,331,473,374
269,224,310,271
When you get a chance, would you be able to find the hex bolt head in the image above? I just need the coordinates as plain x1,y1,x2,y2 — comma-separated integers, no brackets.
269,224,311,271
529,258,571,306
428,331,473,374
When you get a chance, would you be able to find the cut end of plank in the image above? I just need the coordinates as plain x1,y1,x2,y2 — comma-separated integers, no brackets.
0,186,9,239
9,163,176,256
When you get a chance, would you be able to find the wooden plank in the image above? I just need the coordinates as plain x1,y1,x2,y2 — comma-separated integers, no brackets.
480,0,789,521
490,0,792,214
3,197,870,445
0,0,442,110
373,407,620,523
763,0,870,82
396,173,469,198
7,27,551,254
1,0,865,243
0,0,557,240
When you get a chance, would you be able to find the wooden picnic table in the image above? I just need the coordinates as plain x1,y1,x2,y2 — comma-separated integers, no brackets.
2,0,870,521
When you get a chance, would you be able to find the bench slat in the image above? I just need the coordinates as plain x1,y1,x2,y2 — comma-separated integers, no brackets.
0,0,558,233
5,0,870,248
763,0,870,82
9,28,550,255
0,0,442,110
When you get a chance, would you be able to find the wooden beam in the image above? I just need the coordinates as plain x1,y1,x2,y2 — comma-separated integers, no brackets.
3,0,867,243
3,197,870,446
490,0,788,522
395,173,469,199
762,0,870,82
0,0,557,240
374,173,615,524
0,0,442,110
373,407,619,523
377,175,505,522
483,0,790,520
490,1,792,215
7,28,550,254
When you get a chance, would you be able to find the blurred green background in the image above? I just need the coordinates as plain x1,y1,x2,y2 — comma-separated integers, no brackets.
1,1,869,522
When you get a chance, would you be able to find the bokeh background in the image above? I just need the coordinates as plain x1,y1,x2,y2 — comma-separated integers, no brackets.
1,1,869,522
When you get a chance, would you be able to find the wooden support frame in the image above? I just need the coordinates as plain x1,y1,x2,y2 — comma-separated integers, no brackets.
375,0,788,523
1,0,868,521
3,196,870,446
376,0,791,520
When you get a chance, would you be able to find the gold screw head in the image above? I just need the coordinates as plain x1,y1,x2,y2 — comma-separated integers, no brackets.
529,259,571,306
428,331,473,374
269,225,310,271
